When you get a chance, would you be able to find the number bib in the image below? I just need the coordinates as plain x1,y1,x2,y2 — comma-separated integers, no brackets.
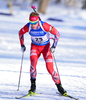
28,21,50,46
31,33,49,44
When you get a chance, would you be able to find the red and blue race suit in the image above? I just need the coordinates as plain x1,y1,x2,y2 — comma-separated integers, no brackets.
19,20,60,84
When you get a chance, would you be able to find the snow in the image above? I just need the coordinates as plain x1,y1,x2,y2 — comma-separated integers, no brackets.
0,0,86,100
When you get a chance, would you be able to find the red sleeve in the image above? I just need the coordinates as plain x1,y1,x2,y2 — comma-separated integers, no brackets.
43,22,60,48
19,24,29,45
19,24,29,35
42,22,58,35
42,22,52,32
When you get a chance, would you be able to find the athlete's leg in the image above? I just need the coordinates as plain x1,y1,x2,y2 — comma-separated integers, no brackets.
29,43,41,93
42,43,67,95
42,43,60,84
30,43,41,79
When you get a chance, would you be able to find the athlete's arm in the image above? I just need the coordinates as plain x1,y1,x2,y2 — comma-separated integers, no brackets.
43,22,60,48
19,24,29,45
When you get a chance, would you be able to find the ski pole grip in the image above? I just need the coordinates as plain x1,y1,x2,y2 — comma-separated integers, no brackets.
31,6,36,12
31,6,41,20
31,6,36,9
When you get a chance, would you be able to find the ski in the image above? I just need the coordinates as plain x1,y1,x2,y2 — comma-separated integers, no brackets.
15,93,41,99
67,95,79,100
16,92,79,100
56,92,79,100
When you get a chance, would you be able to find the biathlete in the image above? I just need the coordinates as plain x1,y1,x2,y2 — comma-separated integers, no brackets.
19,12,67,96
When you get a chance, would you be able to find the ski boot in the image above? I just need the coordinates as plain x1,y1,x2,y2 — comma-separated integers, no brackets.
28,78,36,95
56,83,67,96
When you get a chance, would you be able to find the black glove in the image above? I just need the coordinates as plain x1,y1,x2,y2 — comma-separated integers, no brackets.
50,46,55,53
21,44,26,52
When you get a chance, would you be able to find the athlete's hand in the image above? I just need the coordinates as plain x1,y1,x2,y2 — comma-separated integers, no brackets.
50,46,55,53
21,44,26,52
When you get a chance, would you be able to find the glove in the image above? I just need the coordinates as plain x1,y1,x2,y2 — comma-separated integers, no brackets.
50,46,55,53
21,44,26,52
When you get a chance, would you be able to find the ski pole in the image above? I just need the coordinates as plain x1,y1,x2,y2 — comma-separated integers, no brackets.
31,6,41,20
50,37,60,79
31,6,36,12
52,53,61,80
17,52,24,91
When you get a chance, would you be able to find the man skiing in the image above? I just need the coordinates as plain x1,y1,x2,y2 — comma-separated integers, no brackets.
19,12,67,96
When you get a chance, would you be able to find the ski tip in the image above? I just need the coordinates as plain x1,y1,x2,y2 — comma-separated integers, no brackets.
31,6,36,9
56,92,79,100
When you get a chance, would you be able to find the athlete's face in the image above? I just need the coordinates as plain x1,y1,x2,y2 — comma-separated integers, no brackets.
31,22,38,30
